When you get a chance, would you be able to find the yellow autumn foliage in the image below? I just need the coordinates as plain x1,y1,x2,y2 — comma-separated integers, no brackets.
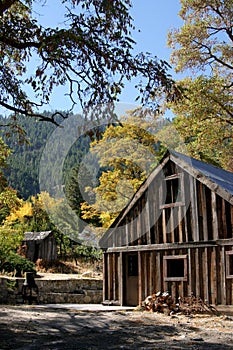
6,201,33,222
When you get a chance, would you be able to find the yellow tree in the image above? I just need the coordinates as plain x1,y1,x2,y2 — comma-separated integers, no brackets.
81,110,166,228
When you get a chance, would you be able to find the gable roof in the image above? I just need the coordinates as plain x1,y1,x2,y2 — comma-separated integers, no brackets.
170,151,233,197
24,231,52,241
99,150,233,247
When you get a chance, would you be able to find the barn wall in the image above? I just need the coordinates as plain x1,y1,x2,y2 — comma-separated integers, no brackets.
108,163,233,247
103,244,233,306
102,159,233,306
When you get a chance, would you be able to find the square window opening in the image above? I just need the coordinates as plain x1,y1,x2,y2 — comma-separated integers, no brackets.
164,255,187,281
160,174,184,209
167,259,184,278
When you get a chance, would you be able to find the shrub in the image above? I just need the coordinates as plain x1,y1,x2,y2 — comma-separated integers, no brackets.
74,244,102,262
2,252,35,277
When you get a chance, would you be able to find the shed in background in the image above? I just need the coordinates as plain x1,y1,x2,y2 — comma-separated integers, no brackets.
22,231,57,262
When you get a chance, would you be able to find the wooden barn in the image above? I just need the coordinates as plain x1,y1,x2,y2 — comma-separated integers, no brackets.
99,151,233,306
22,231,57,262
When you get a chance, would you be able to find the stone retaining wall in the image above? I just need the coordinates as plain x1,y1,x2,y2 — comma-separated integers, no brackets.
0,276,103,304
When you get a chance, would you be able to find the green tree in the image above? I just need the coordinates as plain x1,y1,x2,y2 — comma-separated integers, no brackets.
0,0,178,122
168,0,233,76
167,0,233,169
170,76,233,169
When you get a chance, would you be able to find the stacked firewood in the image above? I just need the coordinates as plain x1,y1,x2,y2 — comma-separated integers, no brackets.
143,291,179,315
143,291,216,315
178,294,217,315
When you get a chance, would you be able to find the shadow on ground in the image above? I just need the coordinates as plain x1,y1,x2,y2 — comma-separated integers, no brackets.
0,306,232,349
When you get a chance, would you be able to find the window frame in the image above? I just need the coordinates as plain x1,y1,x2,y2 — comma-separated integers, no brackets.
226,251,233,279
164,254,188,282
160,173,185,209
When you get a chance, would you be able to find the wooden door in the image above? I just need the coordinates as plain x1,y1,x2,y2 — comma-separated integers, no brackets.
124,253,139,306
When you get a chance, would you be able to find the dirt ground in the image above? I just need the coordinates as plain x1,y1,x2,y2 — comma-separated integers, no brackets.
0,305,233,350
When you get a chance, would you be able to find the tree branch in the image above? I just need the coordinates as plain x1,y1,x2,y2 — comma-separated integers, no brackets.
0,0,17,15
0,36,41,50
0,100,68,126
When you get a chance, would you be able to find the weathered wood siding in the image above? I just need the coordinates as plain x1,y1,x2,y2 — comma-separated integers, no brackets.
102,160,233,306
103,243,233,305
103,163,233,247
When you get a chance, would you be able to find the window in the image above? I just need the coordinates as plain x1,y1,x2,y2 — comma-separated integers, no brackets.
160,173,184,209
226,251,233,279
164,255,187,281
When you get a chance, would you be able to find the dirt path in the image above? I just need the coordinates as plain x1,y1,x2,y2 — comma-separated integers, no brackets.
0,305,233,349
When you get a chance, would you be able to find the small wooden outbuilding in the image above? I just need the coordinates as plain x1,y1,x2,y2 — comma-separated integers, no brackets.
99,151,233,306
22,231,57,262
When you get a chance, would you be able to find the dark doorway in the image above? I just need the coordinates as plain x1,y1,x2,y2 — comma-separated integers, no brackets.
124,253,138,306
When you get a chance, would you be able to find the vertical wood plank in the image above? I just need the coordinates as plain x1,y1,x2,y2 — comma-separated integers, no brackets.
195,249,200,297
178,206,183,243
149,252,153,294
204,247,209,303
170,207,175,243
138,251,142,305
103,253,106,302
188,248,192,296
212,192,219,240
112,253,116,301
156,252,161,292
171,283,176,301
146,200,151,245
200,184,208,241
107,254,112,301
144,253,148,298
221,246,226,304
137,207,141,245
162,209,167,243
190,177,199,241
119,252,123,306
211,247,217,305
222,199,227,239
125,219,129,246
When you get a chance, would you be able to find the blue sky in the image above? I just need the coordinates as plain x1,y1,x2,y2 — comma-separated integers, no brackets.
33,1,184,113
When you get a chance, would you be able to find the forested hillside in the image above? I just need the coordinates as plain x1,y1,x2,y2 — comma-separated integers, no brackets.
1,112,90,199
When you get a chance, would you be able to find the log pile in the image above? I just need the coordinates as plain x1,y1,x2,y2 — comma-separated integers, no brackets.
143,291,217,315
178,294,217,315
143,291,179,315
